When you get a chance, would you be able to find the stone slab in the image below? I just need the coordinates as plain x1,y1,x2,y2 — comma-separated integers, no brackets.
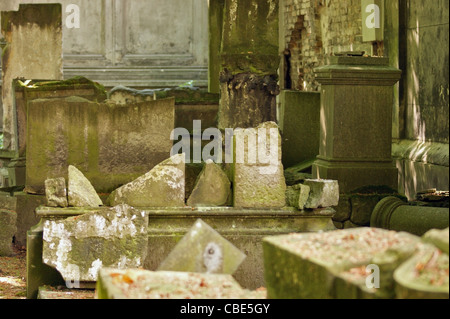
96,268,266,299
158,219,246,275
42,205,148,284
263,228,421,299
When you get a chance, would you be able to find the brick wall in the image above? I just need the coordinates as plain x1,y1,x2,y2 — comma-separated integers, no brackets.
282,0,375,91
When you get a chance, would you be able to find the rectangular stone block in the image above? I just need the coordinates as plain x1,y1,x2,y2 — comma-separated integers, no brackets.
96,268,266,299
42,205,148,285
233,122,286,208
26,96,175,194
263,228,420,299
279,91,320,168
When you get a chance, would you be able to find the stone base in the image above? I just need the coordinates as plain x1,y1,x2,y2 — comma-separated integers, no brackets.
30,206,336,296
313,158,398,193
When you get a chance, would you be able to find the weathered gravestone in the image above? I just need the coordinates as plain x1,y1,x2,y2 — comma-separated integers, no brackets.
187,160,231,207
394,244,449,299
96,268,266,299
158,219,246,275
42,205,148,286
26,96,175,194
233,122,286,208
1,4,63,151
0,209,17,256
107,154,185,208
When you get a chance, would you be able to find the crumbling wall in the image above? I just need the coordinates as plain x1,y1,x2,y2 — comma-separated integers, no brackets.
281,0,374,91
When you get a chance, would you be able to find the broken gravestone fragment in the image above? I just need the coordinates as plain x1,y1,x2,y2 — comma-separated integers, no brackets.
233,122,286,208
42,205,148,284
45,177,68,208
394,244,449,299
96,269,266,299
0,210,17,257
68,166,103,207
422,228,449,255
286,184,311,210
304,179,339,209
107,154,185,207
187,160,231,207
158,219,246,275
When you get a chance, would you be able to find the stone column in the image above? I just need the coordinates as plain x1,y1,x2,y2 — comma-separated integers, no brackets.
313,56,402,193
1,4,63,151
218,0,279,130
371,196,449,236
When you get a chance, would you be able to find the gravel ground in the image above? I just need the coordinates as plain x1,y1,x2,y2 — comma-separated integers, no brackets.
0,245,27,299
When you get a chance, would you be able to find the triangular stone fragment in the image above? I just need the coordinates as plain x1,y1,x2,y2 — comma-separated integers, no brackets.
68,166,103,207
107,154,185,207
187,160,231,207
158,219,246,275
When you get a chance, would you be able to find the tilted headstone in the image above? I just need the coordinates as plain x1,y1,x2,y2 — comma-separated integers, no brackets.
42,205,148,284
158,219,246,275
68,166,103,207
0,210,17,256
187,160,231,207
233,122,286,208
107,154,185,208
45,177,68,208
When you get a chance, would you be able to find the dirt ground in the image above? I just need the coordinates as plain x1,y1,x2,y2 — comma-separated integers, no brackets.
0,245,27,299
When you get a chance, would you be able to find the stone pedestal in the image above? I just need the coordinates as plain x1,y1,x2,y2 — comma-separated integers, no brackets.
313,57,402,193
218,0,279,129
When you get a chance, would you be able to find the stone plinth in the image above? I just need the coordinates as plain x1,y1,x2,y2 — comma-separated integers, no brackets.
29,205,336,294
313,56,402,193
